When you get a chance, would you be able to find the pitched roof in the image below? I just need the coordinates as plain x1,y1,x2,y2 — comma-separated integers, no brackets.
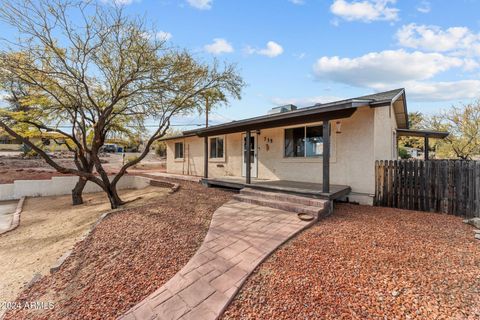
181,88,407,137
353,88,405,102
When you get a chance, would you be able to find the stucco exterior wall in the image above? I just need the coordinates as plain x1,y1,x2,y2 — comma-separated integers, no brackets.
166,105,398,204
0,144,22,151
373,105,397,161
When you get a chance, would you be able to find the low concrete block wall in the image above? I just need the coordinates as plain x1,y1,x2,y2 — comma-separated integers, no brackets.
0,175,152,201
0,184,15,201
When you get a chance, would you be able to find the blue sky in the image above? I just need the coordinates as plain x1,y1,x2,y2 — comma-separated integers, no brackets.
2,0,480,128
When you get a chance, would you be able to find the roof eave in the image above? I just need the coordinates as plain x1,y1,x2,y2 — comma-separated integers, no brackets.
185,100,362,137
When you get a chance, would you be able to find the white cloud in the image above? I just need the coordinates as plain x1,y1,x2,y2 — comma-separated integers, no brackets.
114,0,133,4
379,80,480,102
289,0,305,5
313,49,480,102
187,0,212,10
330,0,399,23
416,0,431,13
156,31,172,41
141,31,173,42
294,52,307,59
271,95,343,107
204,38,234,55
246,41,284,58
101,0,135,5
313,49,464,87
396,23,480,55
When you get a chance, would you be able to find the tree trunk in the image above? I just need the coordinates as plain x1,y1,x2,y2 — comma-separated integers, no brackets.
106,184,125,209
72,178,88,205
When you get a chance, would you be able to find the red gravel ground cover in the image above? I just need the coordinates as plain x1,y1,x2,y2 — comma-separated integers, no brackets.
4,181,232,320
0,168,71,184
222,204,480,320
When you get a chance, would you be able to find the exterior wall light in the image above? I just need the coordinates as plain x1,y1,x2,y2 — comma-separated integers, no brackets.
335,121,342,134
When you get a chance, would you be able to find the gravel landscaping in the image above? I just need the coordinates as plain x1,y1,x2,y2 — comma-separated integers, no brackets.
0,187,169,310
222,204,480,320
3,181,232,320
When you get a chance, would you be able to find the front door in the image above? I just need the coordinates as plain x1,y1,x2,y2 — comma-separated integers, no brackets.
242,133,258,178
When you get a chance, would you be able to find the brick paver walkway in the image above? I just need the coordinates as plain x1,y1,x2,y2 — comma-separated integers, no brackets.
120,199,315,320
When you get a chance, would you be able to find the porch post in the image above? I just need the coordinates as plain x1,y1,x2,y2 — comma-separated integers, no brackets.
245,130,251,185
424,135,429,160
204,136,208,178
322,120,330,193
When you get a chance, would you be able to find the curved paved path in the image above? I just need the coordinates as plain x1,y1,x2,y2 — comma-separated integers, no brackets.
120,199,315,320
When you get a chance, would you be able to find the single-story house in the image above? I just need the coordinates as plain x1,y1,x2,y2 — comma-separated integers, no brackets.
0,130,70,152
161,88,448,205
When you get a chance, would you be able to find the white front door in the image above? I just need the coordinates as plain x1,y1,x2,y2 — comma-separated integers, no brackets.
242,133,258,178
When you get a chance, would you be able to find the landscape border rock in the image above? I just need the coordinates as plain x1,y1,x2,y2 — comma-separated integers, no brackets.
464,217,480,229
149,179,180,193
0,196,25,235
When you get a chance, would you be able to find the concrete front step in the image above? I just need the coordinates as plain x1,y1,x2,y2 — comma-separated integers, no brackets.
233,194,329,218
240,188,327,207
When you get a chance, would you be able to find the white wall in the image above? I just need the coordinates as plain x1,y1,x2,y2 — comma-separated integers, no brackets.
0,175,151,201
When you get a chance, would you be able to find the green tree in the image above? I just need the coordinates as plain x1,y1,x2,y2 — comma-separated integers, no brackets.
0,0,244,208
426,102,480,159
399,111,425,149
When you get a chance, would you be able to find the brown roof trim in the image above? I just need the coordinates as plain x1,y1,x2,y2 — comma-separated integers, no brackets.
185,100,364,137
158,133,196,142
182,88,408,137
397,128,449,139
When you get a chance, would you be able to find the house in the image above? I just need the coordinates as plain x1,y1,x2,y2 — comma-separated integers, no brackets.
161,88,447,205
0,130,70,152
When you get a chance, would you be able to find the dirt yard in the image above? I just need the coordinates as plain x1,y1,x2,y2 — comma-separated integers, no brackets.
0,155,75,183
0,152,165,183
3,181,232,320
222,204,480,320
0,186,169,311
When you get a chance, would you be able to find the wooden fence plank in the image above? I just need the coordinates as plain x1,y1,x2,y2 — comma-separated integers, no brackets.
374,159,480,218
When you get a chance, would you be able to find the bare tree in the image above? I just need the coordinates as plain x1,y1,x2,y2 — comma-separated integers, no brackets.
0,0,244,208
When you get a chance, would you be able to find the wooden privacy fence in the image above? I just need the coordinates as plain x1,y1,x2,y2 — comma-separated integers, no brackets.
374,160,480,218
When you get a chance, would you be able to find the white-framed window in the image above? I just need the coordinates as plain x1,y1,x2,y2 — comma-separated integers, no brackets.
174,142,184,159
284,125,325,158
210,136,224,159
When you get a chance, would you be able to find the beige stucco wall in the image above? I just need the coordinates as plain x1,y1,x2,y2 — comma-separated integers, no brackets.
166,105,398,204
165,133,243,178
0,144,22,151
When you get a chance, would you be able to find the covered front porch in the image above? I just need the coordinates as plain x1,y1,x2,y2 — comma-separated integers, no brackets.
184,98,364,198
201,176,351,200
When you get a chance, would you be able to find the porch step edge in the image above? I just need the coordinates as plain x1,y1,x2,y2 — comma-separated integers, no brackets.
233,194,327,218
240,187,328,207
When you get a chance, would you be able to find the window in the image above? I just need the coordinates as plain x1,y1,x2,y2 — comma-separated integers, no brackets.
284,127,304,157
174,142,184,159
285,125,325,158
210,137,224,158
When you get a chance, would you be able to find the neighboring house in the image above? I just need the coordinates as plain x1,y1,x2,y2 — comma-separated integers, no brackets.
161,88,446,205
0,130,70,152
0,132,22,150
404,147,423,159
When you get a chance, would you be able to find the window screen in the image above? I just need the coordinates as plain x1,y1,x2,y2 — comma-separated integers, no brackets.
174,142,183,159
210,137,224,158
